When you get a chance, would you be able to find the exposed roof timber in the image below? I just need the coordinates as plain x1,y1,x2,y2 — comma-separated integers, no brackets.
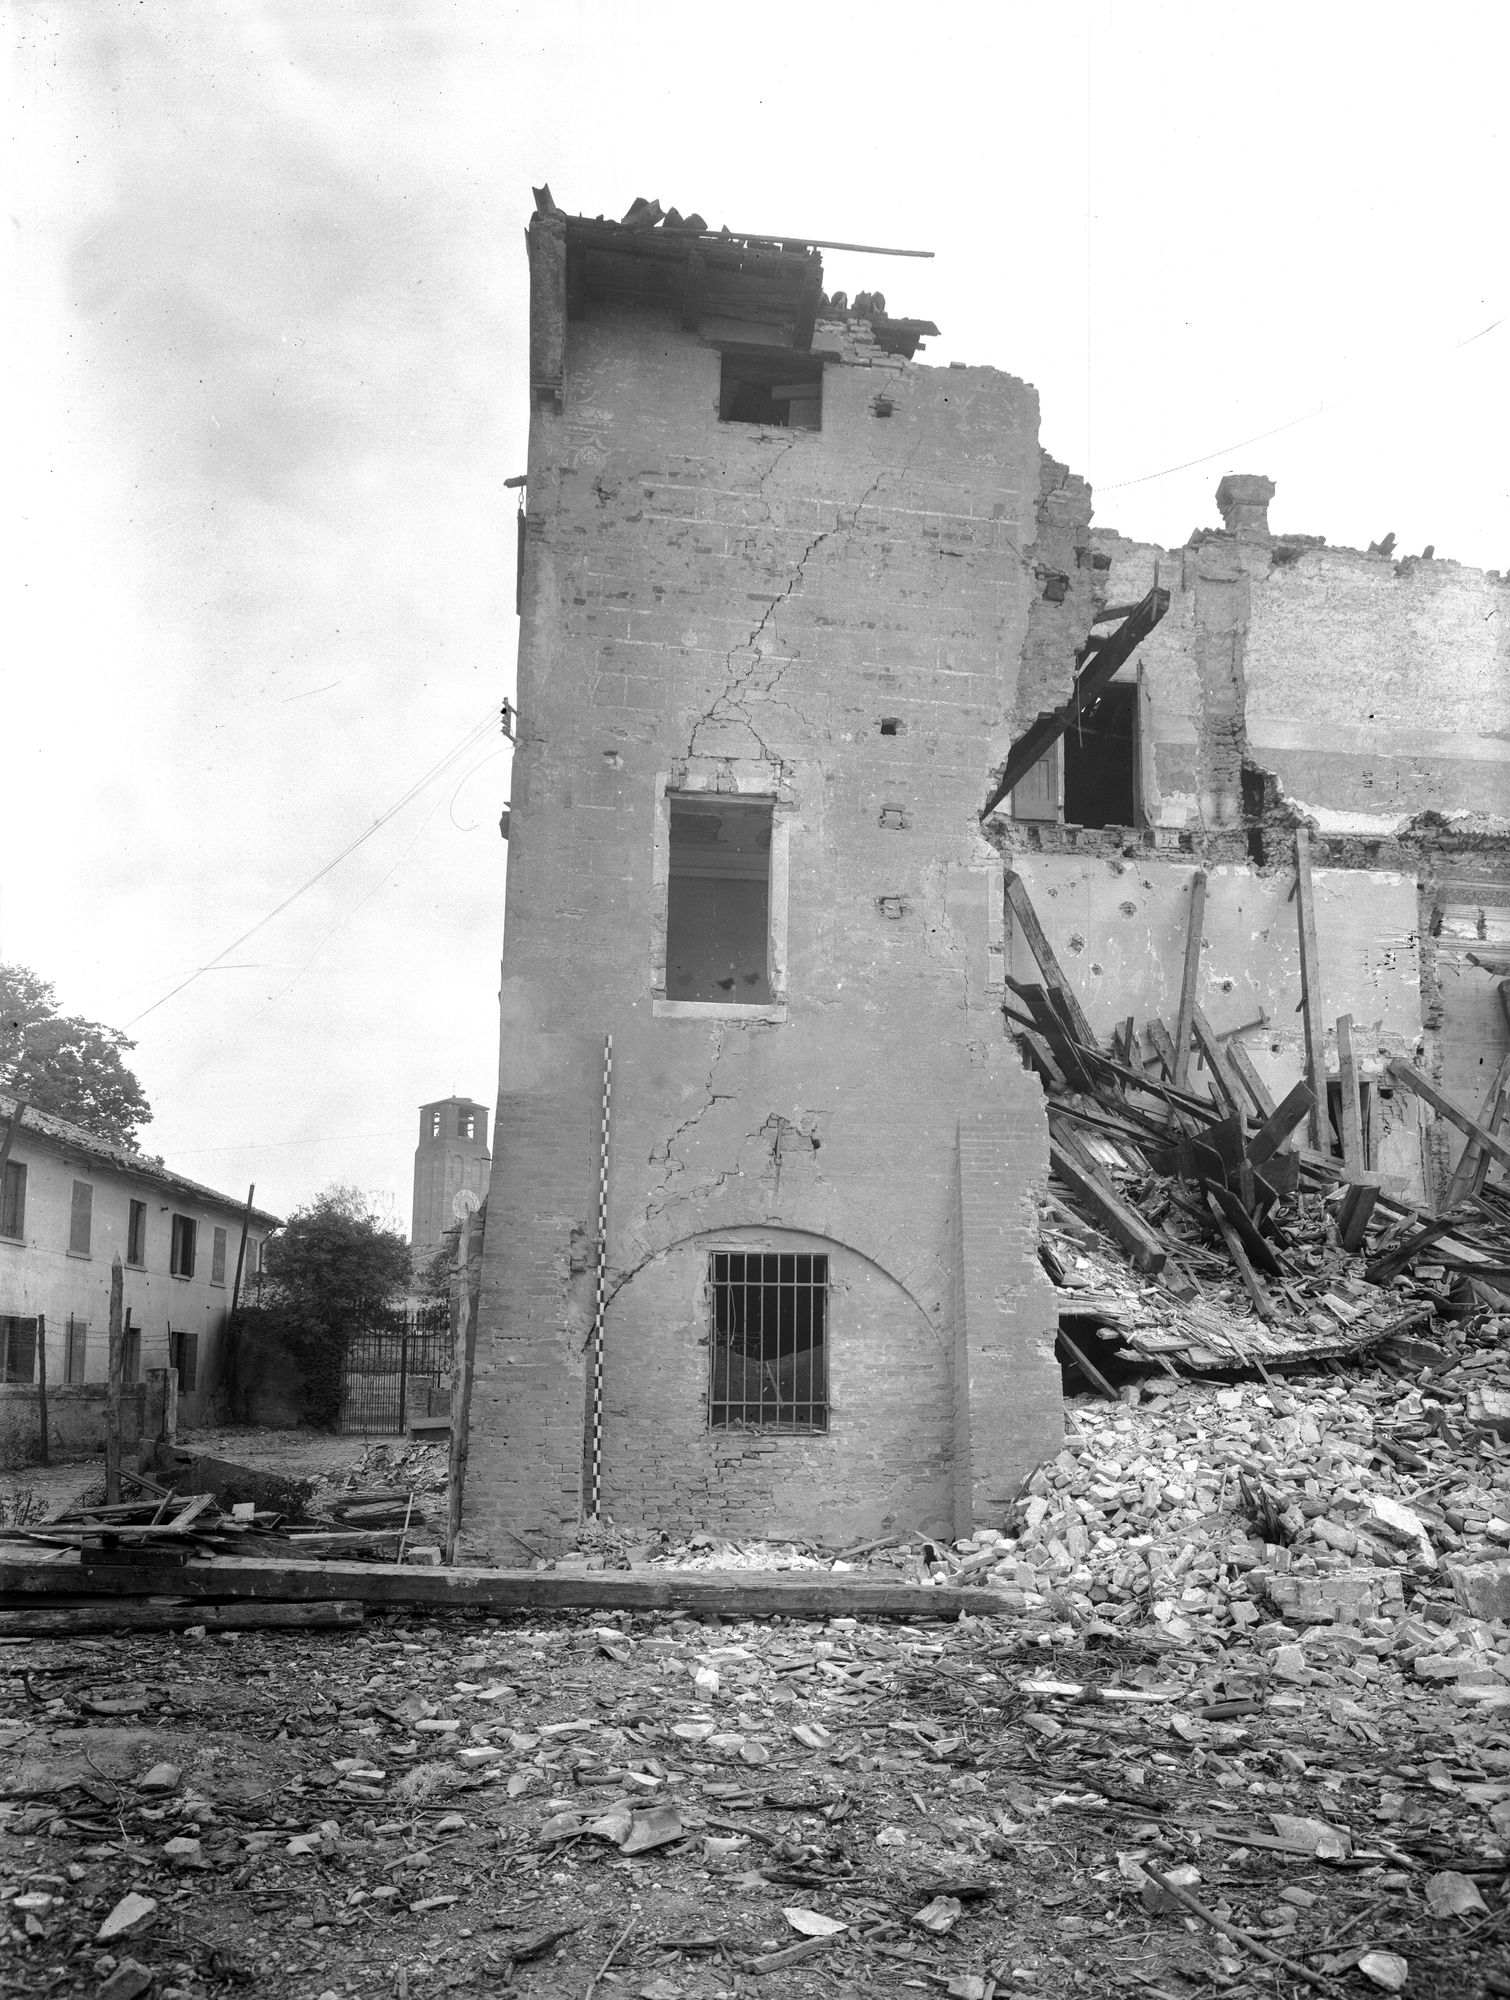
981,586,1172,819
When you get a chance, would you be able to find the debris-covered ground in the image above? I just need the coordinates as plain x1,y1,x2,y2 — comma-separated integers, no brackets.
7,1326,1510,2000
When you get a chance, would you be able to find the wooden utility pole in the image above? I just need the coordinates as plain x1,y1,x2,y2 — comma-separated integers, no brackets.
229,1184,256,1316
105,1256,124,1504
35,1313,48,1467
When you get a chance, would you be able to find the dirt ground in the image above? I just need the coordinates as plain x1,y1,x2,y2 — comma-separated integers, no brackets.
1,1581,1505,1998
5,1353,1510,2000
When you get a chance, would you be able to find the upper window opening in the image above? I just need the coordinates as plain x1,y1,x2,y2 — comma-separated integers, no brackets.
880,718,901,736
1013,678,1146,830
170,1213,197,1279
459,1110,476,1140
68,1179,92,1256
127,1199,147,1268
1,1160,25,1240
709,1251,828,1431
429,1110,441,1140
666,796,773,1004
719,350,823,430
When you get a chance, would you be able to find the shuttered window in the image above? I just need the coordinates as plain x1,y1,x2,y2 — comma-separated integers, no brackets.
170,1214,196,1278
122,1314,141,1386
1,1316,38,1384
211,1227,227,1285
127,1200,147,1267
0,1161,24,1239
65,1317,88,1385
69,1180,93,1256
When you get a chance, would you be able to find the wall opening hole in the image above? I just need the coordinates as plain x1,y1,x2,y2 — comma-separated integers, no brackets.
880,717,901,736
709,1251,828,1430
666,795,773,1003
719,350,823,429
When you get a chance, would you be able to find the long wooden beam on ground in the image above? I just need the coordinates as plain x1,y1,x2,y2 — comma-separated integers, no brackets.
0,1599,364,1637
0,1555,1019,1621
1293,830,1328,1150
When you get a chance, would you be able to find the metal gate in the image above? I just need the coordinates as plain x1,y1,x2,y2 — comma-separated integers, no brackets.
337,1306,450,1435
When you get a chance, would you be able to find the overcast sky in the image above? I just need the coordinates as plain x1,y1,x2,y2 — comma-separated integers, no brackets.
3,1,1506,1230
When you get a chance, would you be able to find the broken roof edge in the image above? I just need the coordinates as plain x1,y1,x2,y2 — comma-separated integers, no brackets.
0,1091,283,1231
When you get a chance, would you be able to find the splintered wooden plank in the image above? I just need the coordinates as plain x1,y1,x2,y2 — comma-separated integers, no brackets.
1386,1058,1510,1176
1443,1053,1510,1209
1147,1019,1180,1083
1205,1192,1278,1328
1190,1003,1246,1120
1247,1082,1316,1168
1171,870,1209,1095
1337,1176,1382,1252
1004,872,1099,1050
1293,830,1328,1150
0,1557,1024,1622
1048,1139,1167,1275
1336,1014,1366,1176
1227,1038,1278,1120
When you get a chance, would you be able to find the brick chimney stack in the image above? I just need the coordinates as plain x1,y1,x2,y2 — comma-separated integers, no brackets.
1215,473,1276,541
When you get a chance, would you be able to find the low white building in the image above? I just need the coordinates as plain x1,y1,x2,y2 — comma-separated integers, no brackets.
0,1092,281,1461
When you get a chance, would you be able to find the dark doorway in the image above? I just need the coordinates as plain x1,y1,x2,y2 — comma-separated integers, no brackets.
1063,682,1139,829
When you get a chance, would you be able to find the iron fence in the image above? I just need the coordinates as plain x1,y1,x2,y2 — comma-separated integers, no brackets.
337,1305,450,1435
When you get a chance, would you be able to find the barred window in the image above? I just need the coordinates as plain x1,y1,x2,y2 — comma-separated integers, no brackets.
709,1251,828,1431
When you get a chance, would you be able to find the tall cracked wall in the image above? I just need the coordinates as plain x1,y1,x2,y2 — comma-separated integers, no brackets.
463,301,1064,1558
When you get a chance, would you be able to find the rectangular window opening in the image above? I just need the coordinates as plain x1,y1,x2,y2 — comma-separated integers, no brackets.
1,1316,37,1385
69,1179,93,1257
1062,681,1140,829
666,795,774,1004
169,1327,199,1395
709,1251,828,1431
459,1110,475,1140
718,349,823,430
211,1226,227,1286
127,1199,147,1268
0,1160,25,1240
170,1214,197,1279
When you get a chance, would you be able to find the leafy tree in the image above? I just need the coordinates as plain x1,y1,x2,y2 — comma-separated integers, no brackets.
0,962,153,1147
234,1186,413,1429
412,1222,461,1303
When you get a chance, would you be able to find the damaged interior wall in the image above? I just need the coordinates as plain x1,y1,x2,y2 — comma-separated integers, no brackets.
992,474,1510,1209
465,204,1068,1559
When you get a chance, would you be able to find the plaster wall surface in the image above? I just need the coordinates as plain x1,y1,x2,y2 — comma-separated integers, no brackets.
1006,854,1429,1197
466,296,1064,1558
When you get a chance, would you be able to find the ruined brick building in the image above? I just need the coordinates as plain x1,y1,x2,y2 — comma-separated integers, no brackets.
460,191,1509,1559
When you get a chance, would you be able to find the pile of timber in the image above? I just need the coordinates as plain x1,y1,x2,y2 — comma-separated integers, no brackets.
4,1470,431,1566
1003,854,1510,1380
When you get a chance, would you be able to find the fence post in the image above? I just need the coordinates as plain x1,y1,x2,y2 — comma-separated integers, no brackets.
36,1312,48,1467
398,1322,409,1435
105,1257,124,1503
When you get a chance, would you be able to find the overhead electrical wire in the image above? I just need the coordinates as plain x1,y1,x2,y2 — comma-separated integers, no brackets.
126,705,505,1028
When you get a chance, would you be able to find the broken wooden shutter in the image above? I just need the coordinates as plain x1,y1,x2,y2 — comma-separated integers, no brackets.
69,1179,92,1256
1134,662,1156,828
182,1330,199,1394
0,1161,24,1238
1010,739,1062,823
65,1317,87,1385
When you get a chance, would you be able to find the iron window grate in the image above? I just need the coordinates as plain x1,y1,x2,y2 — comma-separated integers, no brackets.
709,1251,828,1431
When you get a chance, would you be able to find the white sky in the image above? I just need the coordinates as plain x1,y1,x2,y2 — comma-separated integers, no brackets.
2,1,1506,1227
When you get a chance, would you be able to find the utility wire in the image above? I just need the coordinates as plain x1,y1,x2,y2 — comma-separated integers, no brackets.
126,706,503,1028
